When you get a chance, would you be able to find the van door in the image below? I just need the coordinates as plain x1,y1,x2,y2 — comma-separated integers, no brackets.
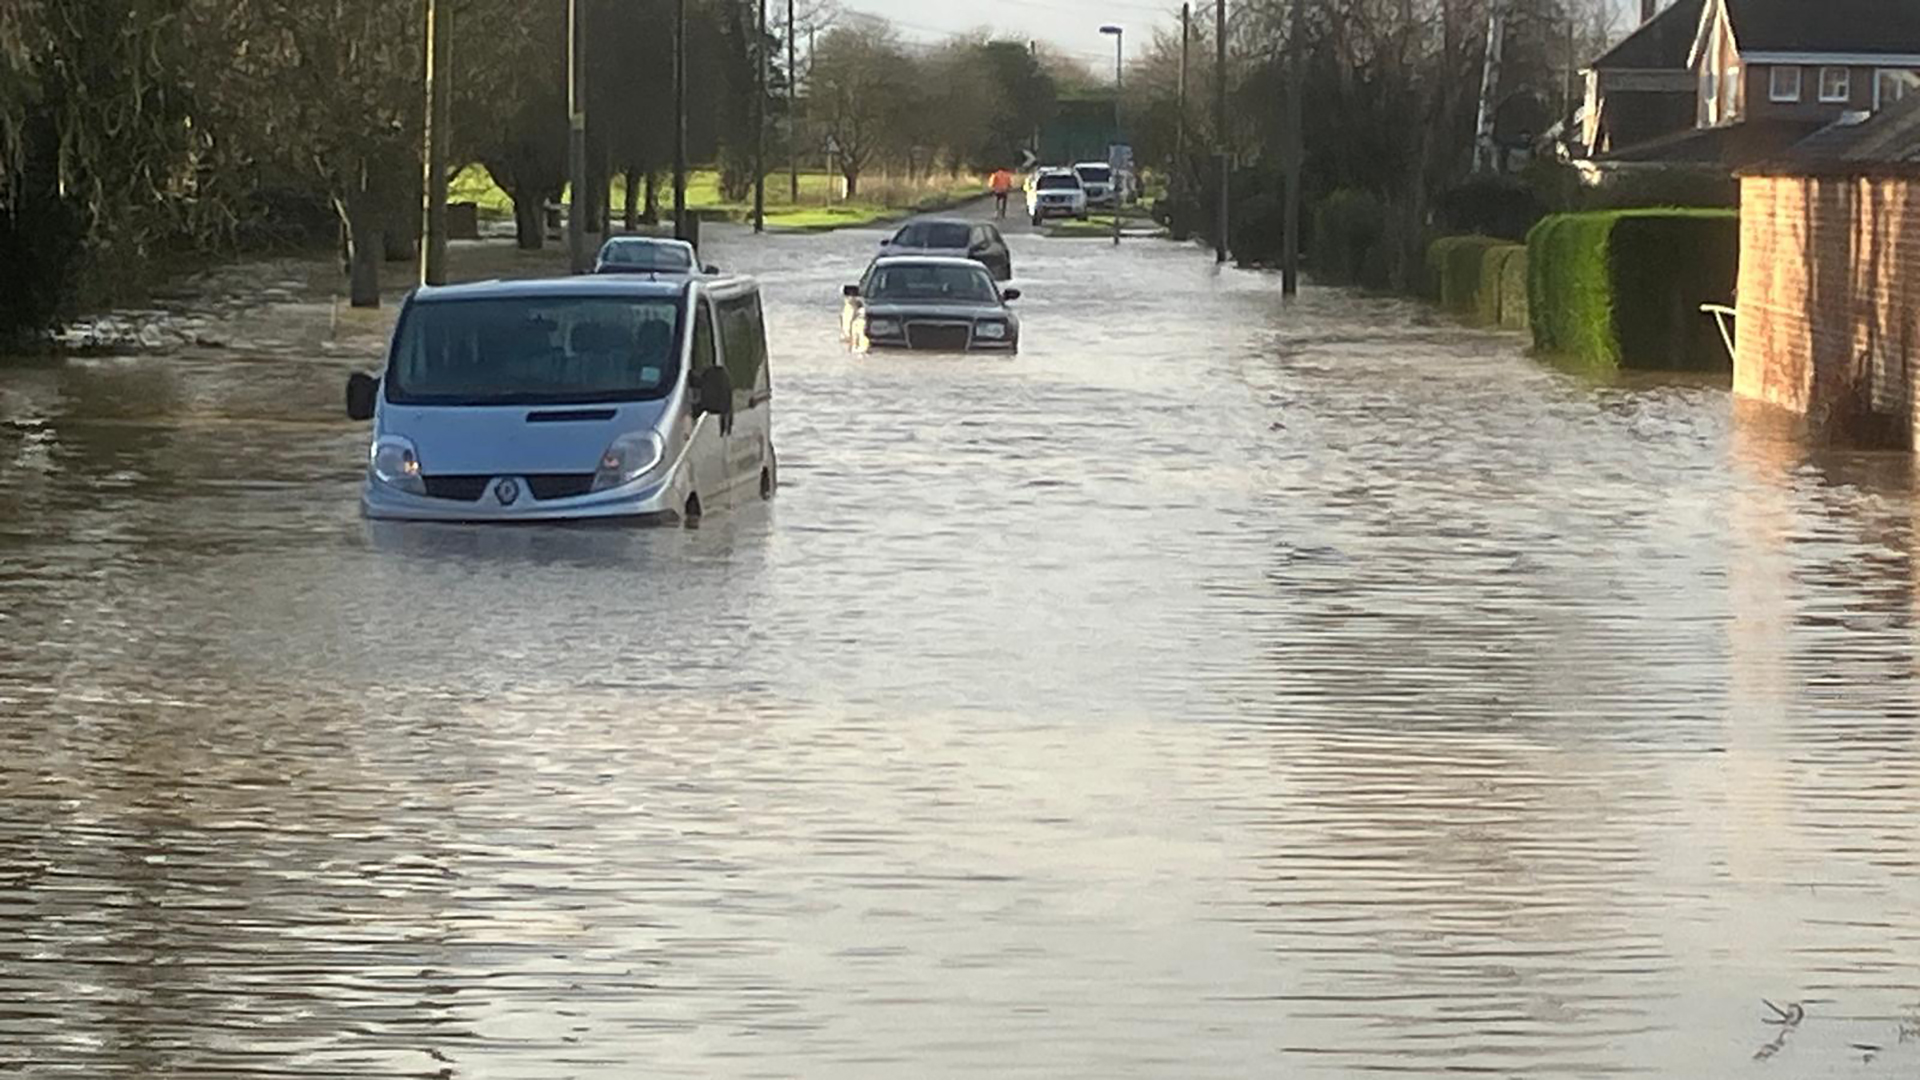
685,295,727,508
715,290,772,499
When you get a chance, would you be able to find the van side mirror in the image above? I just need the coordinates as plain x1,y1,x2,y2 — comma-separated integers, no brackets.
843,284,860,298
692,365,734,417
1001,288,1022,302
346,372,378,421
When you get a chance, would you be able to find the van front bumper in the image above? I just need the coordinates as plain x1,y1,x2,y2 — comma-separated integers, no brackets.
362,474,684,523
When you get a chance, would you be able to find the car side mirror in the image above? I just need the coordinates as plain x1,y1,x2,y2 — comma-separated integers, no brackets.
702,264,720,275
346,372,378,421
843,284,860,298
1001,288,1022,302
692,365,734,417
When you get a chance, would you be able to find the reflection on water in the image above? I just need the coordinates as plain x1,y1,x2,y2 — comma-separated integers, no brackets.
3,222,1919,1078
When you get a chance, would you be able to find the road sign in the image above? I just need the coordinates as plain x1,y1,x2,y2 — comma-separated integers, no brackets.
1019,148,1037,171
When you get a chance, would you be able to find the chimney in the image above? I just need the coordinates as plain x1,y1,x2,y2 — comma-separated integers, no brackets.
1641,0,1657,23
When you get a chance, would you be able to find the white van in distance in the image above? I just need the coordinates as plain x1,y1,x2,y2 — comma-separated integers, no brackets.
345,275,776,524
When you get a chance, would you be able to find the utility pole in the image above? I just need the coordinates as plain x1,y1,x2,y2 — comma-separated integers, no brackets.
754,0,767,232
1281,0,1303,296
1215,0,1228,265
567,0,588,272
674,0,689,241
1178,4,1190,178
788,0,798,204
421,0,452,286
1101,25,1123,247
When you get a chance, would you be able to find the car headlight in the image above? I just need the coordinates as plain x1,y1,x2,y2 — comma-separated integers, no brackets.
591,431,666,492
866,317,902,338
369,436,424,494
975,321,1008,341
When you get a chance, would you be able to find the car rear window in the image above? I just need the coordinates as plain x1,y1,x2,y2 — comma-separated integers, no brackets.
893,223,971,248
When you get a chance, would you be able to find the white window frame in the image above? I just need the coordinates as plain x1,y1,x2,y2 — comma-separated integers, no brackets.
1876,68,1920,109
1769,65,1802,102
1819,65,1852,103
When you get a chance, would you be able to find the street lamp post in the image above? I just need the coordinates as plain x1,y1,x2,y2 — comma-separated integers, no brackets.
1100,25,1123,248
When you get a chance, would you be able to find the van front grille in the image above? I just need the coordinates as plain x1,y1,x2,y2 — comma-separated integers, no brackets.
421,476,489,502
527,474,596,500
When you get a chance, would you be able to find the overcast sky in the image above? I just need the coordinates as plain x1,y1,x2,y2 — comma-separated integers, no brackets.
838,0,1186,67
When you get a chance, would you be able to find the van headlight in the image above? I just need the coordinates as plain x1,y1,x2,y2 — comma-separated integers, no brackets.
866,316,902,338
592,431,666,492
975,321,1009,341
369,436,424,494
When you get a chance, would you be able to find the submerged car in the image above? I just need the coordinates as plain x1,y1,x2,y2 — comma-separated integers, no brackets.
1026,168,1088,225
841,256,1021,354
592,236,715,276
345,275,775,524
880,219,1013,280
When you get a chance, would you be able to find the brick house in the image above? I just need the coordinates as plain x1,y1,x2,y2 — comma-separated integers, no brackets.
1691,0,1920,130
1733,97,1920,448
1581,0,1705,156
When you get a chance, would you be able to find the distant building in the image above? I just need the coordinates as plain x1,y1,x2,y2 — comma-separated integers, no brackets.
1733,97,1920,448
1581,0,1705,156
1586,0,1920,170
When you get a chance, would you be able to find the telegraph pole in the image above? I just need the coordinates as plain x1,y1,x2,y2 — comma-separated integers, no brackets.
787,0,798,203
1215,0,1229,265
567,0,588,272
754,0,767,233
1178,4,1190,177
674,0,690,241
1282,0,1303,295
421,0,452,286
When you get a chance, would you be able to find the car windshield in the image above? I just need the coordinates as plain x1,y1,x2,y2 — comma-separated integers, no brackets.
892,223,971,249
597,241,693,272
866,264,998,304
388,296,684,405
1037,174,1080,190
1076,166,1113,183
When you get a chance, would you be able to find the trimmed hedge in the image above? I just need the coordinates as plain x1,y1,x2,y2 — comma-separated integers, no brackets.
1497,248,1529,331
1526,209,1739,370
1424,236,1527,328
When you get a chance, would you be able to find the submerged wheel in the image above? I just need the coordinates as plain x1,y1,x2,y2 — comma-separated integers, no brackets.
683,493,702,525
760,447,778,500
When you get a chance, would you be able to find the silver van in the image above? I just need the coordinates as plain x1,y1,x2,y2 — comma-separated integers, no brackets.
345,275,776,524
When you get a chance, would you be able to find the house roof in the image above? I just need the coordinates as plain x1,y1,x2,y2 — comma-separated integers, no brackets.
1598,117,1829,166
1722,0,1920,56
1743,95,1920,175
1593,0,1707,70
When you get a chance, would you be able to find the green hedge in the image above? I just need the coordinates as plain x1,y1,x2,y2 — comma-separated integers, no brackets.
1423,236,1527,328
1498,248,1529,331
1526,209,1739,370
1312,189,1390,290
1426,235,1507,313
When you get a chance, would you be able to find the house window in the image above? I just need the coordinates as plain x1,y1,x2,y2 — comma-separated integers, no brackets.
1770,66,1802,102
1877,68,1920,109
1819,66,1852,103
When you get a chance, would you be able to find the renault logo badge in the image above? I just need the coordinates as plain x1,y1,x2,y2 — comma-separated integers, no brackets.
495,478,521,506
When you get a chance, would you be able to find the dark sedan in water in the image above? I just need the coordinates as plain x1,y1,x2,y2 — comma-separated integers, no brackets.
842,256,1021,354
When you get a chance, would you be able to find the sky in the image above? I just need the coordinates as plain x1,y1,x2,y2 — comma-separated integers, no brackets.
838,0,1187,68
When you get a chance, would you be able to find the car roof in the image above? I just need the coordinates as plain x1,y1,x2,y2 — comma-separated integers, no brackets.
1073,162,1111,169
600,236,694,250
871,255,993,270
896,218,972,228
412,275,744,303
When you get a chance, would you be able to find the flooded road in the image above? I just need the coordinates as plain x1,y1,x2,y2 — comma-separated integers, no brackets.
3,214,1919,1078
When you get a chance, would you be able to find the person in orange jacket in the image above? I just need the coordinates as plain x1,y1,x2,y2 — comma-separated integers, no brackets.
990,168,1014,219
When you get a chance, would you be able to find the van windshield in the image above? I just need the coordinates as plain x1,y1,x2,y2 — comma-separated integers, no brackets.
388,296,684,405
1076,166,1112,184
1037,174,1080,190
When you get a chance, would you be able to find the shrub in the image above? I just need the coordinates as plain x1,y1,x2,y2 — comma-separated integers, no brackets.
1426,235,1507,316
1498,248,1529,331
1526,209,1739,370
1312,189,1388,289
1436,175,1547,242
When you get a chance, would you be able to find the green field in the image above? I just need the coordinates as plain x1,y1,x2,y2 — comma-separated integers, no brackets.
451,166,985,231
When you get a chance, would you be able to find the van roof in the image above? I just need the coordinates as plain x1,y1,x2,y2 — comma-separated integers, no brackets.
412,274,753,303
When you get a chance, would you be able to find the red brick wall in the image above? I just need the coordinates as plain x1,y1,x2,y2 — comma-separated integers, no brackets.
1735,174,1920,448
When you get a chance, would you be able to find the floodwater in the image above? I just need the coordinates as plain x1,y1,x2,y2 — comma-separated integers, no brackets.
2,210,1918,1079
